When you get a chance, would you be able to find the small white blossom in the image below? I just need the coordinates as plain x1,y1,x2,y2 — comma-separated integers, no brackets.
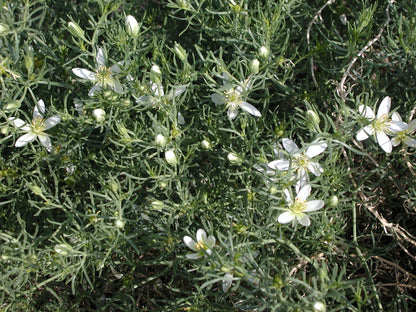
72,48,124,96
211,74,261,120
356,96,407,153
9,99,61,150
135,82,186,108
277,184,324,227
183,229,216,259
390,112,416,148
268,138,327,190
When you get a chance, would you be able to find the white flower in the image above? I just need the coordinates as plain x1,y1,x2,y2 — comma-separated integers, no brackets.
72,48,124,96
390,112,416,148
277,184,324,227
183,229,216,259
356,96,407,153
268,138,327,189
135,82,186,108
125,15,139,37
211,74,261,120
9,99,61,149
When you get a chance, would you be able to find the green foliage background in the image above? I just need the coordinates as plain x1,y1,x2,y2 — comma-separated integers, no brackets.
1,0,415,311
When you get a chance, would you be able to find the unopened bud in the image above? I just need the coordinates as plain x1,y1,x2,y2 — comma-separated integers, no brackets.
92,108,106,122
201,139,211,150
125,15,139,37
0,23,8,34
24,47,34,76
258,46,269,58
155,134,167,147
68,21,85,38
313,301,326,312
151,200,164,210
54,243,73,256
165,149,178,165
227,152,241,164
249,58,260,75
115,218,125,229
306,110,321,131
174,42,187,62
151,64,162,84
5,101,20,112
327,195,338,207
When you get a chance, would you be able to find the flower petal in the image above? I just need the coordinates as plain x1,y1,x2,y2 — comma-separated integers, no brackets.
38,134,52,149
376,130,392,153
88,84,101,97
178,112,185,125
297,214,311,226
96,48,105,67
223,273,234,293
296,184,311,201
278,211,295,224
227,107,238,120
167,85,186,100
15,132,36,147
44,115,61,130
72,68,96,81
110,63,121,74
9,117,28,129
186,253,202,260
283,189,292,204
183,236,198,251
358,105,375,119
404,137,416,148
305,141,327,158
196,229,207,243
391,136,400,147
110,79,123,94
307,162,323,176
377,96,391,119
268,159,289,171
391,112,402,122
34,99,46,119
206,235,216,249
282,138,299,155
211,93,226,105
239,101,261,117
388,120,408,133
304,200,324,212
356,128,369,141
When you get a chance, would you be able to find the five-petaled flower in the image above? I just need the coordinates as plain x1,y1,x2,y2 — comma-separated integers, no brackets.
390,112,416,148
9,99,61,150
356,96,407,153
277,184,324,227
183,229,216,259
72,48,124,96
268,138,327,190
211,74,261,120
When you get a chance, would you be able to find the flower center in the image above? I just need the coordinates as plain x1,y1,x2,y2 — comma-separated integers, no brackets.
290,198,307,216
225,88,241,107
194,241,206,251
31,117,46,134
95,66,112,84
373,114,390,132
294,154,309,170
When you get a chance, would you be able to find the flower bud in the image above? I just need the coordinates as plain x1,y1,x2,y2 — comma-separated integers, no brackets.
269,186,278,195
227,152,241,164
155,134,167,147
249,58,260,75
313,301,326,312
201,139,211,150
151,64,162,84
125,15,139,37
115,218,125,229
174,42,187,62
0,23,8,34
1,126,8,135
68,21,85,38
258,46,269,58
54,243,73,256
24,46,34,76
306,110,321,131
165,149,178,165
92,108,106,122
151,200,164,210
5,101,20,112
327,195,338,207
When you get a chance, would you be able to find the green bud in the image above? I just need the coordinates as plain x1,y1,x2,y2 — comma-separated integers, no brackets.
306,110,321,131
54,243,73,256
68,21,85,38
24,47,34,76
249,58,260,75
150,64,162,84
92,108,106,122
227,152,241,164
28,183,43,196
174,42,187,62
313,302,326,312
1,126,8,135
155,134,167,147
0,23,8,34
159,181,167,189
201,139,211,150
151,200,164,210
5,101,20,112
165,149,178,165
269,186,278,195
258,46,269,58
108,180,118,193
327,195,338,207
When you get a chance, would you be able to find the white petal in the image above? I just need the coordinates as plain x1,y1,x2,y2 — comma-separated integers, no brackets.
296,171,309,192
358,105,375,119
183,236,198,251
278,211,295,224
211,93,226,105
227,107,238,120
88,84,101,97
167,85,186,100
283,189,292,204
178,112,185,125
268,159,289,171
304,200,324,212
391,136,401,147
38,134,52,149
376,131,392,153
239,101,261,117
356,128,369,141
206,235,216,249
96,48,105,67
196,229,207,243
407,120,416,132
186,253,202,260
44,115,61,130
34,99,46,118
15,132,36,147
404,137,416,148
305,142,327,158
297,214,311,226
391,112,402,122
151,83,164,96
282,138,299,155
9,117,28,129
111,79,123,94
296,184,311,201
377,96,391,119
388,120,408,133
72,68,96,81
307,162,323,176
223,273,234,293
110,63,121,74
